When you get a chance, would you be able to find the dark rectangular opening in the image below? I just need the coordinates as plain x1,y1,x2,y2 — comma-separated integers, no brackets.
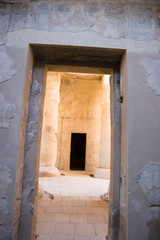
70,133,86,170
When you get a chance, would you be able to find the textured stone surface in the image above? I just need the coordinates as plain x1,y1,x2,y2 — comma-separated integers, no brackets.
0,165,12,239
126,4,156,40
0,4,11,45
0,1,160,240
0,92,16,128
147,207,160,240
141,57,160,96
25,121,38,150
136,162,160,206
31,79,42,96
0,46,16,83
17,64,45,240
8,0,125,39
0,0,28,3
54,73,110,172
36,173,109,239
40,72,60,175
0,0,158,41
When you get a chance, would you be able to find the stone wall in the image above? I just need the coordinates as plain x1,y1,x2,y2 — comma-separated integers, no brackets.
40,72,110,173
0,0,160,240
57,73,104,172
39,72,60,176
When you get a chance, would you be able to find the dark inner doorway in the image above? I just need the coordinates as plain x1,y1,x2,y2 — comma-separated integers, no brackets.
70,133,86,170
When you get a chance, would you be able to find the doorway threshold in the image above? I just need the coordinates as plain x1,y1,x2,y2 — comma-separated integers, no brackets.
60,171,93,176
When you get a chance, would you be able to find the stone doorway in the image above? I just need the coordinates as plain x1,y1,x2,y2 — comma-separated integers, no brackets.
33,66,116,240
39,69,111,175
35,66,111,239
36,66,112,240
17,45,123,240
70,133,86,171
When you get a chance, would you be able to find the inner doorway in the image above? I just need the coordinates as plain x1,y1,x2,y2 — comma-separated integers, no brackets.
70,133,86,170
36,68,112,239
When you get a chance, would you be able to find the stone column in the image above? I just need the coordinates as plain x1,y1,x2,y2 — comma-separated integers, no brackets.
39,72,60,176
94,75,111,179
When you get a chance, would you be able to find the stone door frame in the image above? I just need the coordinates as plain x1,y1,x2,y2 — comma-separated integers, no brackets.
46,65,112,173
14,45,124,240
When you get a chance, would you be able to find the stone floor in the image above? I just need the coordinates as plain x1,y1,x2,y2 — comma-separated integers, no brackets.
35,171,109,240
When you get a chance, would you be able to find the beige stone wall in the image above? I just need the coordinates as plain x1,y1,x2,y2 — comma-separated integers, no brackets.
40,72,110,174
99,76,111,169
57,73,106,172
40,72,110,173
39,72,60,175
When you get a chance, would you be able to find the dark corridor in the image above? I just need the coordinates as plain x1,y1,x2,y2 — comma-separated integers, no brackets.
70,133,86,170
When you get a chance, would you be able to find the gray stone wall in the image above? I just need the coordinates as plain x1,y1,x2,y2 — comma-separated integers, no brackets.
1,0,160,41
0,0,160,240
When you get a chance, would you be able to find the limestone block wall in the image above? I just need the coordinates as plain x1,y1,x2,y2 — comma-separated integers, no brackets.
39,72,110,174
99,76,111,169
56,74,104,172
39,72,60,175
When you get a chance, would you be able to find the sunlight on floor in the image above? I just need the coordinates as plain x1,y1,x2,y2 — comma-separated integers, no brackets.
36,172,109,240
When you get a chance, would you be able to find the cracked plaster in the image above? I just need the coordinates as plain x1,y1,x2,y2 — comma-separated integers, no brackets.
0,92,16,129
21,179,34,215
141,57,160,96
31,79,41,96
0,46,16,83
0,4,11,45
135,162,160,206
147,207,160,240
0,0,158,41
0,165,12,226
25,121,38,151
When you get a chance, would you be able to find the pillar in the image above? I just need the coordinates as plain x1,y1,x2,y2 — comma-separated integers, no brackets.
39,72,60,176
94,75,111,179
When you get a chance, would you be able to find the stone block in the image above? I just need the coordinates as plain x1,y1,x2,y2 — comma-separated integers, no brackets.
55,223,75,235
36,222,55,235
94,168,110,179
75,223,95,236
87,215,106,224
53,213,70,223
70,214,88,223
93,223,108,236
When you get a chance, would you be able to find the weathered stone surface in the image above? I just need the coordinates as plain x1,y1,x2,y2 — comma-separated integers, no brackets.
21,178,34,215
12,163,24,235
102,3,126,38
0,46,16,82
31,79,41,96
0,46,16,83
147,207,160,240
0,92,16,128
0,1,159,240
0,0,159,42
128,0,160,5
0,0,158,41
40,72,60,175
25,121,38,150
141,57,160,96
54,73,110,172
0,165,12,237
0,4,11,45
126,4,156,40
155,8,160,38
136,162,160,206
0,0,28,3
0,227,11,240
